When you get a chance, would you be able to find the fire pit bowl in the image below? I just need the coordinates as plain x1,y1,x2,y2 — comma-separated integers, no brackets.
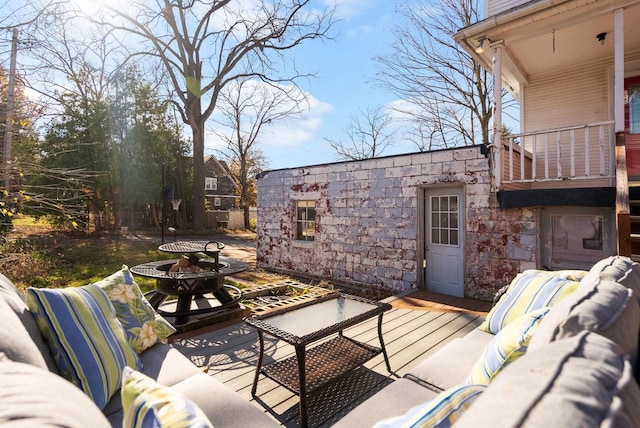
130,256,247,325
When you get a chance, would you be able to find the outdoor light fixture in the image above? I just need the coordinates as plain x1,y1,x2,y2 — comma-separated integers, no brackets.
475,36,488,54
597,32,607,45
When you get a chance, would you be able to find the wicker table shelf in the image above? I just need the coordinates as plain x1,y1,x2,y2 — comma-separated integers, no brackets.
261,335,382,394
245,293,392,428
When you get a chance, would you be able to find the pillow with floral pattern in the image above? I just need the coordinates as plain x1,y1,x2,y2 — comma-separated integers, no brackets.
92,265,175,353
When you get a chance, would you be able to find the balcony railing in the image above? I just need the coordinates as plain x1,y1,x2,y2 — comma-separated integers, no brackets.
497,121,616,190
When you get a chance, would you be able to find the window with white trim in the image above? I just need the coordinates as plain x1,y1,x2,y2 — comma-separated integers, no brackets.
205,177,217,191
430,195,459,246
214,197,221,207
296,201,315,241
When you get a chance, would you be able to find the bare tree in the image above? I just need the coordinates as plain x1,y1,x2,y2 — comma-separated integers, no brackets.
212,77,304,229
326,106,395,161
91,0,334,229
376,0,491,150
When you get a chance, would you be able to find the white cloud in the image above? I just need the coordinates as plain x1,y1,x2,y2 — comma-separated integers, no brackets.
345,24,375,40
321,0,375,20
386,98,421,120
204,80,334,154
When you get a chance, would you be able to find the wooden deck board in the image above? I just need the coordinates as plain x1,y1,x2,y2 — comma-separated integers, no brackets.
170,291,491,427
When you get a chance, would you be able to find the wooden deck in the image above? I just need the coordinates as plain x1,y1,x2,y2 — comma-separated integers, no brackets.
169,292,492,427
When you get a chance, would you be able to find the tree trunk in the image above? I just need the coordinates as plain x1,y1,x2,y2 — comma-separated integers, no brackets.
190,115,206,230
243,204,250,230
129,204,135,233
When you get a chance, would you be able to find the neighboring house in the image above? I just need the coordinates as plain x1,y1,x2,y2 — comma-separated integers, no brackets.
257,0,634,300
204,156,238,210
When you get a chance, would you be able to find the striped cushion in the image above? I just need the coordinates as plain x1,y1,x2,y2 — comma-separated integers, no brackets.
374,384,486,428
466,308,549,385
121,367,213,428
480,271,579,334
25,285,142,409
92,266,176,353
522,269,587,281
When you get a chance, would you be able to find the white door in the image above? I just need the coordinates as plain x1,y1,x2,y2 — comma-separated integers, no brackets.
424,188,464,297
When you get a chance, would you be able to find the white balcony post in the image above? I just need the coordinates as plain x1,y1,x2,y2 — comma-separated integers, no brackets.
491,41,504,191
614,7,631,256
615,10,625,134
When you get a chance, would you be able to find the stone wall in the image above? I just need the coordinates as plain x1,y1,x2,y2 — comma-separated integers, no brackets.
256,146,539,300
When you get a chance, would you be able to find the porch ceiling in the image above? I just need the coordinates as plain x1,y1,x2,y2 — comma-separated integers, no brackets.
456,0,640,97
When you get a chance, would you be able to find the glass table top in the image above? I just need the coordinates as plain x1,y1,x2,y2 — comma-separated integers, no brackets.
257,296,380,338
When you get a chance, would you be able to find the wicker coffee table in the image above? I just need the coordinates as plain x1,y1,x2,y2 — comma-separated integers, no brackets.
245,292,392,427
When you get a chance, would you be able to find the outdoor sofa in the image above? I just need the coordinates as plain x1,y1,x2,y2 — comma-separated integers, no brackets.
0,266,279,427
1,256,640,427
334,255,640,427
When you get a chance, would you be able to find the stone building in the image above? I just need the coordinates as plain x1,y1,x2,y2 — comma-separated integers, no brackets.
256,146,599,300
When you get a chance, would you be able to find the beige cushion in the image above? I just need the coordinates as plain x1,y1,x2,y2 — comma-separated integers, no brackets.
404,338,489,391
0,356,110,427
172,373,281,428
461,328,495,345
0,273,58,372
332,378,440,428
586,256,640,304
0,299,48,369
529,278,640,369
456,332,640,428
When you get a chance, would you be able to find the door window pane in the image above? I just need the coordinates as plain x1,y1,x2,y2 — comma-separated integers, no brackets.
431,195,459,246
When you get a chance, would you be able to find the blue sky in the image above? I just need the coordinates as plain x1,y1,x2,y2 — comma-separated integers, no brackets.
1,0,406,171
205,0,406,171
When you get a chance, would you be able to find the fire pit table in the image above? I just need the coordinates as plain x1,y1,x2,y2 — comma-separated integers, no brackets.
130,240,247,325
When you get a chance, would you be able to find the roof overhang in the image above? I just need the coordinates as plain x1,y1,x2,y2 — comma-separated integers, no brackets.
454,0,640,101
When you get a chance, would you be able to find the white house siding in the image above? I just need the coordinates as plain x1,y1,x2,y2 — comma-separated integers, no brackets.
520,60,613,181
257,147,539,300
524,60,610,132
487,0,526,17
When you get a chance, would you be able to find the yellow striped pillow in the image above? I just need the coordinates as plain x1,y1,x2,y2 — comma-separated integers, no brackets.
122,367,213,428
466,308,549,385
374,384,486,428
480,271,579,334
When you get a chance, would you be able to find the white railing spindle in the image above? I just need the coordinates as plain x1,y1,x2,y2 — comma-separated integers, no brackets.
599,125,605,176
570,129,575,177
520,137,525,181
544,133,549,179
509,137,514,181
532,135,537,180
584,127,590,177
556,131,562,178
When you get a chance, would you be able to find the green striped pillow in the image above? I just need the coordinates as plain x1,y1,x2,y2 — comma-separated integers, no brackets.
374,384,486,428
26,285,142,409
121,367,213,428
480,271,579,334
466,307,549,385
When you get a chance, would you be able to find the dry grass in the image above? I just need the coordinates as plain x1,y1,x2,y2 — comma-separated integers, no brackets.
1,218,176,291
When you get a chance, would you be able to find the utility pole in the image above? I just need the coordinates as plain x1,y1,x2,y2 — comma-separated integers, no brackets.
4,28,17,189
